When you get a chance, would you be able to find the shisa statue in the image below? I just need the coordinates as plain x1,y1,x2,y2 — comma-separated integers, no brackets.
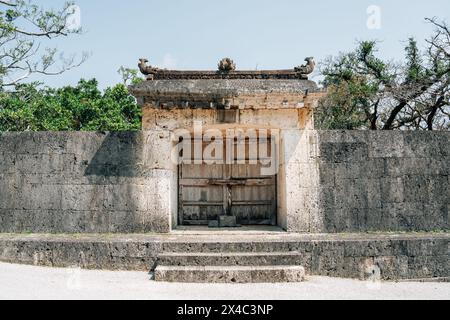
295,57,316,75
138,58,159,80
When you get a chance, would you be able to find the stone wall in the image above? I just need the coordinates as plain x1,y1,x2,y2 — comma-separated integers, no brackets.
0,130,448,234
0,132,175,233
312,131,450,233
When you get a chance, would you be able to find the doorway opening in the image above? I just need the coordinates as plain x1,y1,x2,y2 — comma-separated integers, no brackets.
177,128,278,227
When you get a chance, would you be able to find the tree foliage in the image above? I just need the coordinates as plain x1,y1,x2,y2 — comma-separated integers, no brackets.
117,66,144,86
316,18,450,130
0,79,141,131
0,0,87,89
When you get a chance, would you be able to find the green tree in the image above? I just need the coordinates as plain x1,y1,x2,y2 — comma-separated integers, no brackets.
316,18,450,130
118,66,144,86
0,79,142,131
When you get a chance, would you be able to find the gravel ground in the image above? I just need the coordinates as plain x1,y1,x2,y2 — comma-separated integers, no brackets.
0,262,448,300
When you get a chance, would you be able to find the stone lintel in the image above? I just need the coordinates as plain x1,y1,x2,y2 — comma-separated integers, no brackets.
136,91,325,110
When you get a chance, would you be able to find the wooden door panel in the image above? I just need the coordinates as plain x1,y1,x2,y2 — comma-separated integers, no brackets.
181,164,223,179
231,205,273,224
181,186,223,202
231,185,273,201
181,206,223,225
179,137,277,226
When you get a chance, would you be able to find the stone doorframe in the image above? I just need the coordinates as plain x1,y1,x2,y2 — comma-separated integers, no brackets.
169,124,286,229
164,126,319,233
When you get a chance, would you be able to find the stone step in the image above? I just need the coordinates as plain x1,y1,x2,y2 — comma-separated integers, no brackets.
154,265,306,283
162,241,309,253
157,251,309,267
0,233,447,281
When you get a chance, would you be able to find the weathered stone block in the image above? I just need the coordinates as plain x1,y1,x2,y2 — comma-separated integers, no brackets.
333,178,369,209
368,131,405,158
208,220,219,228
61,185,106,211
373,255,409,280
403,131,449,158
18,184,62,210
104,184,148,211
320,142,368,163
0,154,16,174
380,177,405,203
219,215,238,228
15,153,68,174
403,175,429,203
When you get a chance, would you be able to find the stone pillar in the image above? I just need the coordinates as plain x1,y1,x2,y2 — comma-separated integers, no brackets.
278,130,322,232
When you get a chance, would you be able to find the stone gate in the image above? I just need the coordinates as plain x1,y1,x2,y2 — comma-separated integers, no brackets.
0,57,448,282
129,57,325,231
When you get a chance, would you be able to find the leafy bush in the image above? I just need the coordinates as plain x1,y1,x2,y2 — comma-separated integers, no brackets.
0,79,141,131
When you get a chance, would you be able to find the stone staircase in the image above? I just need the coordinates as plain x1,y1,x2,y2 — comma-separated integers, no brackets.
0,233,448,282
154,242,307,283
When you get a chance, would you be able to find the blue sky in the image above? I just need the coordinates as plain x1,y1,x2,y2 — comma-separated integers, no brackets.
29,0,450,88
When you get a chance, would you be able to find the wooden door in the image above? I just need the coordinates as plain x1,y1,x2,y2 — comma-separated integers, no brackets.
179,136,277,226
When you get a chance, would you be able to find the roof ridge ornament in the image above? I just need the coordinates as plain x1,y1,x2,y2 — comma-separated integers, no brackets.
138,58,159,80
137,57,315,80
218,58,236,72
294,57,316,75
